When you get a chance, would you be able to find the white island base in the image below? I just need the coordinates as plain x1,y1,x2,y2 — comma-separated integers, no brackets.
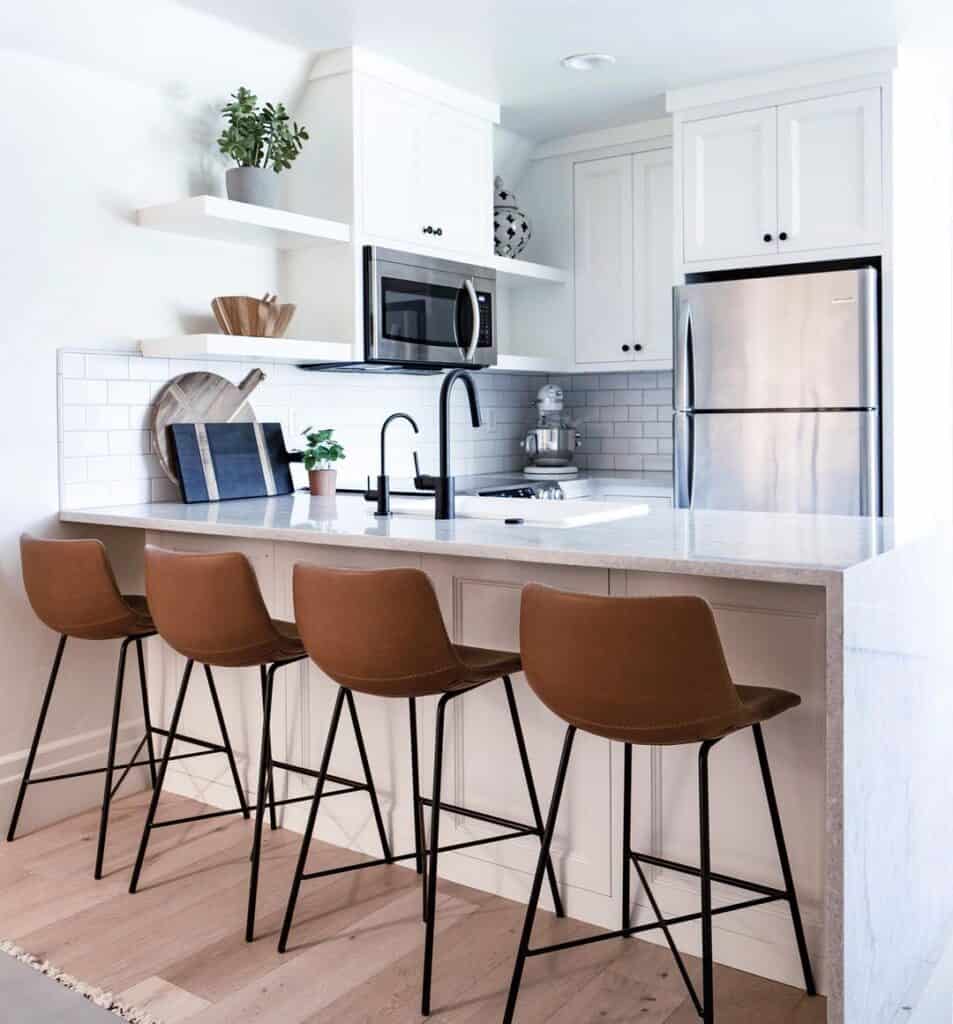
61,495,953,1024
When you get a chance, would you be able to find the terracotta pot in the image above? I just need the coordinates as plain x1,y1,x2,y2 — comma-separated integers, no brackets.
308,468,337,497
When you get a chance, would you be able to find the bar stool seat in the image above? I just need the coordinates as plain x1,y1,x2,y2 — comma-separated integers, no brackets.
279,565,565,1017
9,535,162,880
503,585,817,1024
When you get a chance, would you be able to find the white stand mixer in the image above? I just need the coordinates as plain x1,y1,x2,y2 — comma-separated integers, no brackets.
521,384,581,479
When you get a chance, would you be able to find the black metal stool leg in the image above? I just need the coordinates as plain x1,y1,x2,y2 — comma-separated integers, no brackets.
129,659,194,893
260,666,278,831
502,676,565,919
278,686,346,953
204,665,250,819
503,725,576,1024
247,663,276,942
622,742,632,933
135,637,158,789
752,723,817,996
94,637,132,880
699,739,716,1024
421,691,458,1016
7,635,67,843
345,689,392,862
409,698,428,923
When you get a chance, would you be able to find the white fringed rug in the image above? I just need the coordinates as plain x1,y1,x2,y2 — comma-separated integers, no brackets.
0,940,164,1024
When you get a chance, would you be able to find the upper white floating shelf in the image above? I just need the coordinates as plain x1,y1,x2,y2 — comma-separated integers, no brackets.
136,195,351,250
489,255,570,286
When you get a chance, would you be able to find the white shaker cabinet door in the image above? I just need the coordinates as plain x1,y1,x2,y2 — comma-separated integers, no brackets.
682,108,778,263
360,77,425,244
418,105,493,257
777,88,883,252
632,147,674,364
574,155,634,364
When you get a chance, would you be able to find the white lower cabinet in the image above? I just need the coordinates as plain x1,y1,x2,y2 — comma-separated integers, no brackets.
574,147,674,367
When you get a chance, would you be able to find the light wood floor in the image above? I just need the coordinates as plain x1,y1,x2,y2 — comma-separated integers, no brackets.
0,791,826,1023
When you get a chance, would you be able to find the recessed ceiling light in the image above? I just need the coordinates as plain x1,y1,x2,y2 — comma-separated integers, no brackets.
560,53,616,72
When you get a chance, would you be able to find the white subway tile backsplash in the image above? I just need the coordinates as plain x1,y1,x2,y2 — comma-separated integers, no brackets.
108,380,155,405
86,354,130,379
62,380,108,405
63,431,109,457
57,350,676,507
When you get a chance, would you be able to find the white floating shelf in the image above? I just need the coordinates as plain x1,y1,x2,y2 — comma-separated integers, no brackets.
492,354,565,373
136,195,351,250
140,334,353,364
489,255,570,286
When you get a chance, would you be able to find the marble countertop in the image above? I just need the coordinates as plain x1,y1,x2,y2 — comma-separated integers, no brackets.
61,492,895,586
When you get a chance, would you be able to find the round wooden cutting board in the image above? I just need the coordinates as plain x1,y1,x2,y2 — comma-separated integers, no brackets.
151,369,266,483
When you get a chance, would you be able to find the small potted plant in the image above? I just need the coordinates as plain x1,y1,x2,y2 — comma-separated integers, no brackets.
217,86,310,208
302,427,345,497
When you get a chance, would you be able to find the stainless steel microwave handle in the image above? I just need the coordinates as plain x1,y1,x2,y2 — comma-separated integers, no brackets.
674,299,692,412
464,279,480,361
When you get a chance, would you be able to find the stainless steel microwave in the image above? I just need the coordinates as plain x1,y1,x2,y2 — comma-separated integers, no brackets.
363,246,497,369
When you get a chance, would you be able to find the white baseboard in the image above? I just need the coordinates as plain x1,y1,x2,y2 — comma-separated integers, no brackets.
0,718,152,837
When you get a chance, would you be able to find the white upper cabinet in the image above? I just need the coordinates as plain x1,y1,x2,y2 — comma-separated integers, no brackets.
633,148,674,363
360,76,492,257
574,155,635,364
574,147,673,367
776,89,883,252
683,108,778,262
680,88,883,265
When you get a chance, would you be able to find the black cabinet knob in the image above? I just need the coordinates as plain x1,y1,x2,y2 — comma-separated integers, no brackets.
434,227,443,237
621,344,630,352
779,231,788,241
422,225,433,234
634,343,643,352
763,233,773,243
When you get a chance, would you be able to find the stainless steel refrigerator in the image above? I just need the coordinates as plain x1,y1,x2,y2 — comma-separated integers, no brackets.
673,267,880,515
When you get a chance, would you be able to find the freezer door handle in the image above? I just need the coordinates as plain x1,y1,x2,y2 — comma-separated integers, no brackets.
674,414,693,508
858,410,881,516
674,299,693,411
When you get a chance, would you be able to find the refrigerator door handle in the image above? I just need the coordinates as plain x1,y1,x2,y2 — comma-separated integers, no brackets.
674,299,693,411
859,410,881,516
674,414,693,508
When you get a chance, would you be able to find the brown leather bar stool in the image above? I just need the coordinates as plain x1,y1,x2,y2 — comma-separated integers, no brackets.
129,545,390,944
9,535,161,879
279,565,565,1016
504,585,817,1024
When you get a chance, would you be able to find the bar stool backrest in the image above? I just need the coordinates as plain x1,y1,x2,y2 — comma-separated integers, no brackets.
21,533,135,639
144,545,281,667
520,584,746,745
293,564,459,697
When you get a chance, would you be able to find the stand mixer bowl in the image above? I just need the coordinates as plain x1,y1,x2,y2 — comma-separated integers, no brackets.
521,426,582,466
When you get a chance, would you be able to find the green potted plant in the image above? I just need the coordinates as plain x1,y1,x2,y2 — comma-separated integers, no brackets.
217,86,310,208
302,427,345,496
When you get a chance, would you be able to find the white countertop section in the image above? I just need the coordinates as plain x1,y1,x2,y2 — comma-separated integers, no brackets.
61,493,894,584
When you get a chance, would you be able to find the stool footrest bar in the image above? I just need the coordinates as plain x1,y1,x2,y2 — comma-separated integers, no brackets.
26,747,215,785
269,759,367,789
633,850,787,901
527,894,784,958
150,728,230,753
419,797,540,835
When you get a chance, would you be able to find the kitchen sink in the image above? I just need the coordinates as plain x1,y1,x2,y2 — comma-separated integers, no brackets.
376,494,650,528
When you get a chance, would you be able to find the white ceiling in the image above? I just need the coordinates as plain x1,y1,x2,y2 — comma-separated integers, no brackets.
172,0,946,140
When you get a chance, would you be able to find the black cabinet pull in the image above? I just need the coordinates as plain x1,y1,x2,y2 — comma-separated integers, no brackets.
763,233,773,243
621,344,630,353
634,343,643,352
422,225,433,235
434,227,443,237
779,231,788,241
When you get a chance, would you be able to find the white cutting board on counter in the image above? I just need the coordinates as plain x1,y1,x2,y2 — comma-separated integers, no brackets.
382,496,650,529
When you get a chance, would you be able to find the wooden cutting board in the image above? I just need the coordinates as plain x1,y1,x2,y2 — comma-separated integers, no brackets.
151,369,265,483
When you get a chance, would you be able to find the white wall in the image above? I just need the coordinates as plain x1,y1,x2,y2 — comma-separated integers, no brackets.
0,1,311,835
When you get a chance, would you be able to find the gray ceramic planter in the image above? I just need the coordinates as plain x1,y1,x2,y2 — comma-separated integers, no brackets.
225,166,279,208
